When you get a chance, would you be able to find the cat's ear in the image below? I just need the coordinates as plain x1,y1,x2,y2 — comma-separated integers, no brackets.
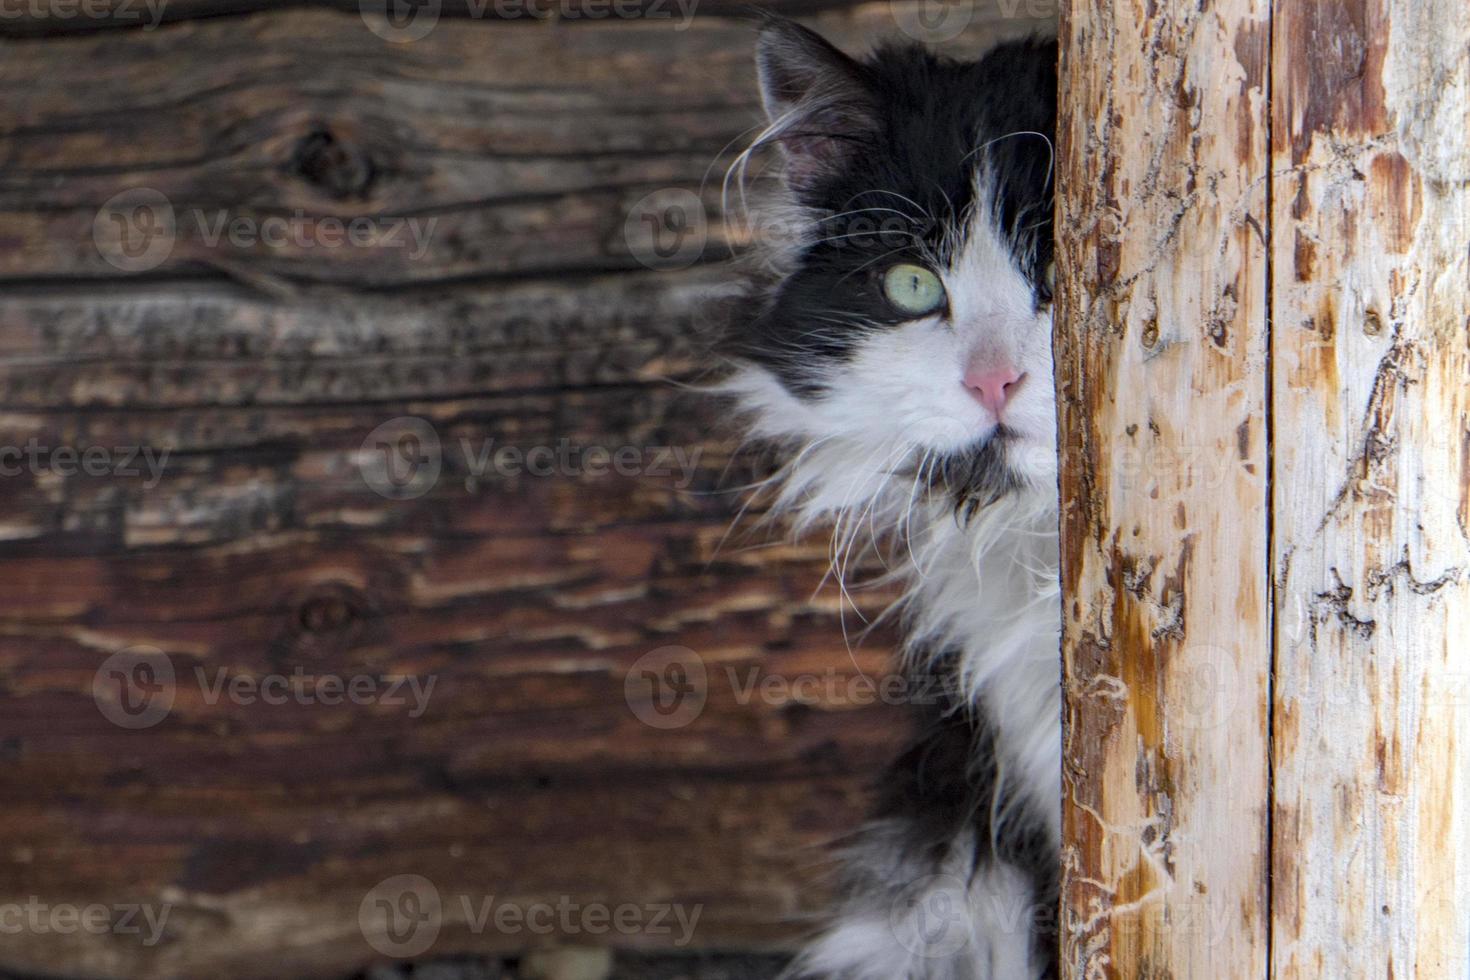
755,19,876,195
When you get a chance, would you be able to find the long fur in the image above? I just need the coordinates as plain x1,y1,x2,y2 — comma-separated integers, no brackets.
713,20,1063,980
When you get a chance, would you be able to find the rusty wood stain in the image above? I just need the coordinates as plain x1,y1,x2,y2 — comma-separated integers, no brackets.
1057,0,1271,976
1064,0,1470,954
1269,0,1470,976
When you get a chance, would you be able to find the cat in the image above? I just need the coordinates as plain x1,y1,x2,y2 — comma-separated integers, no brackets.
716,18,1061,980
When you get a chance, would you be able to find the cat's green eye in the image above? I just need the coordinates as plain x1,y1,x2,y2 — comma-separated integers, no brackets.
882,263,946,317
1044,260,1056,294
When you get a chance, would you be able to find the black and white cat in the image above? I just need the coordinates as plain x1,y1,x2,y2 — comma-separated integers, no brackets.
717,19,1061,979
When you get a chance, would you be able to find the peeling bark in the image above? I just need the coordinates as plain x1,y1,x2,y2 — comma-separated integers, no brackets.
1061,0,1469,976
1269,0,1470,976
1056,0,1272,976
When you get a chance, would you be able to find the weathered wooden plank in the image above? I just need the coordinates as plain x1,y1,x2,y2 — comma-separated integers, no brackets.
0,0,871,38
1268,0,1470,976
0,386,912,979
0,7,1041,286
0,273,728,408
1055,0,1271,976
0,10,756,285
0,384,919,977
0,265,905,975
0,270,736,548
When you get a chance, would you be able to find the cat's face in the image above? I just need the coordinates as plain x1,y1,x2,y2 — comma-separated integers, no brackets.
728,22,1059,514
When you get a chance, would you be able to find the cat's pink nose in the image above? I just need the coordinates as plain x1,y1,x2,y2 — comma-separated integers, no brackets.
963,365,1025,416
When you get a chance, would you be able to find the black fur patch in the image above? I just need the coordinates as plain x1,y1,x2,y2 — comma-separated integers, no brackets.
933,429,1027,520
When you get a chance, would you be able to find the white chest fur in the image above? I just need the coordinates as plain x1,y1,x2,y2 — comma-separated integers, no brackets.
902,495,1063,844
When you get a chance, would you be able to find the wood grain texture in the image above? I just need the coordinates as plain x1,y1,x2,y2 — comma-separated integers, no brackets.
1054,0,1271,976
0,5,1054,978
1269,0,1470,975
0,0,880,38
0,264,915,977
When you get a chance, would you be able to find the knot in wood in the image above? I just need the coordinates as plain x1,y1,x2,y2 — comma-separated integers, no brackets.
290,127,376,200
297,590,358,634
279,582,378,661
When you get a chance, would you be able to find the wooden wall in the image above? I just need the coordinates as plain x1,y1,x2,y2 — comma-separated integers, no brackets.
0,4,1050,978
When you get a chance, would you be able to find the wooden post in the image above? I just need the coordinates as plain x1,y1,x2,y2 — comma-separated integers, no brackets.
1058,0,1470,977
1269,0,1470,976
1055,0,1272,975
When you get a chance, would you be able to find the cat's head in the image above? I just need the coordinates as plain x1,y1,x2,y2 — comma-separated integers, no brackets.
723,19,1058,526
